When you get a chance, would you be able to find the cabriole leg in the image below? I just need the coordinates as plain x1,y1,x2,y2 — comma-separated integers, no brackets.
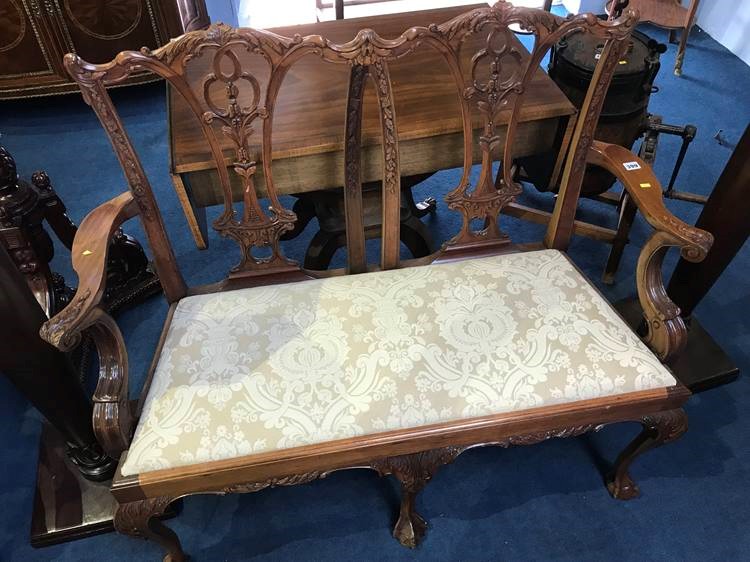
114,497,185,562
393,478,429,548
371,446,464,548
607,408,688,500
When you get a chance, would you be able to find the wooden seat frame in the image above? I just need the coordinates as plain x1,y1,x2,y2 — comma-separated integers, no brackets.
41,3,713,559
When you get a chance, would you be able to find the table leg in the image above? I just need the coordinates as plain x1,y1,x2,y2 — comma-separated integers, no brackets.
281,196,316,240
304,229,347,270
602,192,637,284
674,27,689,76
402,173,437,218
171,172,208,249
674,0,701,77
401,215,432,258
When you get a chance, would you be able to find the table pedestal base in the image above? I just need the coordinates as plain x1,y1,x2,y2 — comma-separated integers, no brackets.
30,423,177,548
30,423,116,547
286,174,437,270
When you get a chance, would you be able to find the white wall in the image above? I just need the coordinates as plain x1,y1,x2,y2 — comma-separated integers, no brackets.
205,0,241,26
693,0,750,66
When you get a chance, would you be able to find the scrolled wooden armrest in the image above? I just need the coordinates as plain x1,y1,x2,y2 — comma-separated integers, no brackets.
40,191,138,458
587,141,714,364
40,191,138,350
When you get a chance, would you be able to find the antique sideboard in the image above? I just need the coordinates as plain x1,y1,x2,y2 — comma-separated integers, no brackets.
0,0,209,100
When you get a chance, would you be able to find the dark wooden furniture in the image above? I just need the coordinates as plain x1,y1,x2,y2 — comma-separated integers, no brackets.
0,241,119,545
0,146,76,316
663,122,749,390
288,175,437,270
0,145,161,319
0,145,164,546
668,123,750,318
168,5,577,249
0,241,113,480
0,0,209,100
43,3,713,559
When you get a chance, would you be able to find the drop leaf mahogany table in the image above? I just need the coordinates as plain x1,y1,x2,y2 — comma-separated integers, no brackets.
167,4,578,250
43,3,712,559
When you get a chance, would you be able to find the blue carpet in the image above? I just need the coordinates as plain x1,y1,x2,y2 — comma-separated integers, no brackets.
1,20,749,562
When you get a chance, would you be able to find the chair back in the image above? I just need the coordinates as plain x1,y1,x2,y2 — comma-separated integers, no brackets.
64,2,637,300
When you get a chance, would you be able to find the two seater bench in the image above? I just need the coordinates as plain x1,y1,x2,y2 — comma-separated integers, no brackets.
42,3,712,559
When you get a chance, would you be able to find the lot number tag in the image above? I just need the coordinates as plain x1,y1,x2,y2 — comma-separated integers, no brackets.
623,161,641,171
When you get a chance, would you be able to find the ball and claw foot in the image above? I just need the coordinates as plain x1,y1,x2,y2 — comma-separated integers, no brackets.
371,447,466,549
606,471,640,500
393,504,427,548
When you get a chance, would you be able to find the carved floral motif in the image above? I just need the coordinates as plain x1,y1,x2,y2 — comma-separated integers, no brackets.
71,77,156,221
200,44,296,273
221,471,325,494
344,64,368,201
114,496,177,537
370,446,466,491
371,60,399,197
659,213,714,262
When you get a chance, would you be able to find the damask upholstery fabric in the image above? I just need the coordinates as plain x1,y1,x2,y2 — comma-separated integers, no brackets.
121,249,677,476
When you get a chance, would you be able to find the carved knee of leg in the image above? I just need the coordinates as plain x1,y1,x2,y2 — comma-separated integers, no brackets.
607,409,687,500
114,497,186,562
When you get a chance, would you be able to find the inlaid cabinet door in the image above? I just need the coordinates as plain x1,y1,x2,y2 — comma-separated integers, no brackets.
0,0,208,99
0,0,66,97
56,0,164,63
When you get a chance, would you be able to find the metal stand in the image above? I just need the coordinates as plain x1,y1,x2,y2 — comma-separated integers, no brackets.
646,120,705,203
600,115,700,283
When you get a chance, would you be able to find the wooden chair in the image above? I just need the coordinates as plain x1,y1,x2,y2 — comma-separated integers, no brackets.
42,3,712,559
608,0,701,76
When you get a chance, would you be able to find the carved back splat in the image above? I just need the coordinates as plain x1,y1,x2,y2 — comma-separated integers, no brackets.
64,2,637,283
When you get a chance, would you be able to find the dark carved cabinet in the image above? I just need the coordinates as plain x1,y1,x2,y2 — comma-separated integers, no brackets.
0,0,209,99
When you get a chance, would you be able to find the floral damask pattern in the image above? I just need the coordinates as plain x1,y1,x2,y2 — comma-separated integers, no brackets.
121,250,677,476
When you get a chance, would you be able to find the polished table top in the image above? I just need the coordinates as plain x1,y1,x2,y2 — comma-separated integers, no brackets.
167,4,575,203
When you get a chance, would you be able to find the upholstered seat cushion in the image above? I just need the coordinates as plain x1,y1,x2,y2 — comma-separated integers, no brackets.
120,249,677,476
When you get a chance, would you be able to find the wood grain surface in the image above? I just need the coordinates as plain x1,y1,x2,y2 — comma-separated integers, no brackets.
168,5,575,201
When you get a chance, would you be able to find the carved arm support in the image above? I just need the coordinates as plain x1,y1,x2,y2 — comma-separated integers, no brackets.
587,140,714,363
40,191,139,458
